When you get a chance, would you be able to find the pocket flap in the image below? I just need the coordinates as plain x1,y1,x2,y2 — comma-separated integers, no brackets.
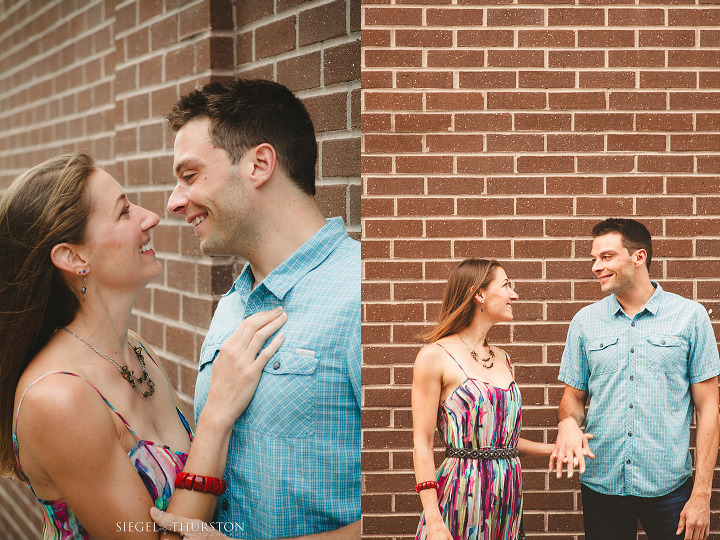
647,335,682,347
588,337,618,351
262,349,320,375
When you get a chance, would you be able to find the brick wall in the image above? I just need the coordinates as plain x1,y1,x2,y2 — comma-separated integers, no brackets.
0,0,359,535
362,3,720,539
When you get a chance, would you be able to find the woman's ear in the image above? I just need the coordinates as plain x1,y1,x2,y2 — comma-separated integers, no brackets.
248,143,278,188
50,243,89,275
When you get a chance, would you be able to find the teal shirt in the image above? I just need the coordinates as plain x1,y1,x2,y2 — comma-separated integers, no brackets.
194,217,360,538
559,282,720,497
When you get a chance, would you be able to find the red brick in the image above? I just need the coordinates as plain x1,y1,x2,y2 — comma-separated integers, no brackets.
608,134,666,152
638,155,694,173
396,71,453,89
426,134,483,153
637,196,694,216
364,7,423,26
426,219,485,238
518,30,575,48
429,50,486,69
457,29,514,47
364,91,423,111
548,134,604,152
520,71,575,89
427,177,485,195
670,92,720,110
255,17,295,60
515,113,572,131
395,29,452,47
364,134,422,154
362,29,391,47
579,30,635,47
426,8,484,26
364,49,421,68
487,50,545,68
458,197,514,216
640,72,697,89
610,91,668,110
670,50,720,68
549,50,605,68
396,155,453,174
487,92,546,110
426,92,485,111
487,8,544,26
516,197,574,215
577,155,634,173
668,8,720,26
609,8,666,26
547,176,603,194
299,0,345,46
395,113,452,133
487,134,544,152
640,29,696,47
580,71,636,89
550,92,606,110
457,156,514,174
609,50,666,68
671,135,720,152
607,176,663,194
549,7,605,25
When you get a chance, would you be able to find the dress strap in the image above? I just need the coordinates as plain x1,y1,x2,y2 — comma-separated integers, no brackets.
13,371,141,445
435,342,471,379
503,351,514,376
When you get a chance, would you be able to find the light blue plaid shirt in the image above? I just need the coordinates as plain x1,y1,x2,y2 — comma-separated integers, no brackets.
194,217,360,539
559,282,720,497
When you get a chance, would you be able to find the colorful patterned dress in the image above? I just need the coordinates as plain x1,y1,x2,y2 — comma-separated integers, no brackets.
416,344,522,540
13,370,193,540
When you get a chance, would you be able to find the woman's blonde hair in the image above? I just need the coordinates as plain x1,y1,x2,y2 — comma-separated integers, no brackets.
421,258,502,343
0,153,95,477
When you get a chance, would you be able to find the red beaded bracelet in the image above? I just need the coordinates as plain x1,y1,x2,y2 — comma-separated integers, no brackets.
415,481,439,493
175,472,227,496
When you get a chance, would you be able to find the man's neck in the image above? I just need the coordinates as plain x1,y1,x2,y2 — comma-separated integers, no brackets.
248,205,329,287
615,278,656,318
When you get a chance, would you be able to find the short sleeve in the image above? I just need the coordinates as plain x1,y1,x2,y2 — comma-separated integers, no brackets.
558,314,590,391
688,304,720,384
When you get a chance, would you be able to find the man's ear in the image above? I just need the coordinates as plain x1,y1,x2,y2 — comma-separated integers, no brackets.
633,248,648,268
50,243,89,275
248,143,278,188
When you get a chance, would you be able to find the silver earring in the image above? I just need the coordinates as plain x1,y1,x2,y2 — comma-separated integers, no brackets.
480,300,484,313
79,269,87,294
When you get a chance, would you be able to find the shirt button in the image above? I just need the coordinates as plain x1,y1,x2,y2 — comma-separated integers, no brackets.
628,432,633,437
599,343,603,347
629,376,634,381
626,460,631,464
661,340,666,345
630,348,635,353
629,403,634,409
221,499,229,511
273,360,281,370
631,322,635,327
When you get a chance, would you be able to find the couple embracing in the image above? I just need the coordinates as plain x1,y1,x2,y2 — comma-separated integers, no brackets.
413,218,719,540
0,79,360,539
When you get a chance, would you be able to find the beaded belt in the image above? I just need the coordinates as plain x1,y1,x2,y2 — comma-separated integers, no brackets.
445,447,519,460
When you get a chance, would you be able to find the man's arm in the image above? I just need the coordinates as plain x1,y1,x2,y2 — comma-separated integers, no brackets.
676,376,719,540
549,385,594,478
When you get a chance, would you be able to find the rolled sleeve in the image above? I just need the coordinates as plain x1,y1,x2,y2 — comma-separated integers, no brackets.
688,305,720,384
559,315,590,391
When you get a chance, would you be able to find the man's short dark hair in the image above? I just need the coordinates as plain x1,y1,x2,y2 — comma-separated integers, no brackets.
167,78,317,196
592,218,652,270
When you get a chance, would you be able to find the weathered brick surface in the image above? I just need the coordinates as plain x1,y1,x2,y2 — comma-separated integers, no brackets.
362,3,720,539
0,0,358,534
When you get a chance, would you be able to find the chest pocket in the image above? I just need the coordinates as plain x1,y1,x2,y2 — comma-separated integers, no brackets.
645,335,685,373
587,337,619,374
242,349,321,439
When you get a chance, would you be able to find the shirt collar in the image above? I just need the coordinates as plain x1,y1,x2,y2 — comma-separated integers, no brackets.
609,280,663,316
230,217,349,300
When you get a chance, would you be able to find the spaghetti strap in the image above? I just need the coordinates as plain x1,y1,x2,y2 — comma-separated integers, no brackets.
503,351,514,376
14,371,141,443
435,342,471,379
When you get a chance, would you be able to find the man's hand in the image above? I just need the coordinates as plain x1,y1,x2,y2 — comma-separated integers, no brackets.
676,492,710,540
549,417,595,478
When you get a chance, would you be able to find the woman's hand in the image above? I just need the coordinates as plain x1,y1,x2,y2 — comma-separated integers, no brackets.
150,507,229,538
424,518,453,540
204,307,287,429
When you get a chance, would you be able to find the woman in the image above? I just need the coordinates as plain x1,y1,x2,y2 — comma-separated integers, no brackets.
412,259,588,540
0,154,286,539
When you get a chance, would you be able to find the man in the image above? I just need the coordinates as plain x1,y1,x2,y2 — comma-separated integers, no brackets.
549,218,720,540
165,79,360,539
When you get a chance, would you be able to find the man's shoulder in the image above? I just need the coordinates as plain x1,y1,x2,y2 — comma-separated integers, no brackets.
572,296,613,321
